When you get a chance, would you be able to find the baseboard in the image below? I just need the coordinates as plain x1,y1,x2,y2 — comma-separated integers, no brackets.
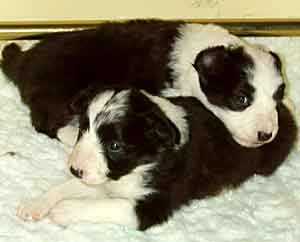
1,19,300,39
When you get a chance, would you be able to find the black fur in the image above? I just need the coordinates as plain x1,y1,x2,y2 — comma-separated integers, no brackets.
137,95,296,230
1,20,182,137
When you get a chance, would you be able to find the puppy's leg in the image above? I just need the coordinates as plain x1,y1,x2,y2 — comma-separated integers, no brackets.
17,178,107,221
57,125,79,146
29,95,73,138
49,198,138,229
31,108,71,138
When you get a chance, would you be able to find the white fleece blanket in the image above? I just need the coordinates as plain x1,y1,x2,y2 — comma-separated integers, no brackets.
0,37,300,242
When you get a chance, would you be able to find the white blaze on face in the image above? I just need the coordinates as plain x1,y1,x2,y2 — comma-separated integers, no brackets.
68,131,109,185
67,91,116,185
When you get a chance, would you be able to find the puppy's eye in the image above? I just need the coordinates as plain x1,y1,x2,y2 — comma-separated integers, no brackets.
107,141,124,162
237,95,249,106
231,94,251,111
109,142,122,152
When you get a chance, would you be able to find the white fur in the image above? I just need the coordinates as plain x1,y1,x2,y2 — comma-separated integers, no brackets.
68,130,109,185
90,90,130,129
88,90,116,126
106,164,156,201
16,164,155,228
17,178,107,221
49,198,138,228
168,23,283,147
17,178,139,228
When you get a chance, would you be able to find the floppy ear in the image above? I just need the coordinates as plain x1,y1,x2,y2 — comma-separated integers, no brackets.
193,46,230,89
129,90,181,148
153,112,181,147
69,85,101,114
193,45,254,92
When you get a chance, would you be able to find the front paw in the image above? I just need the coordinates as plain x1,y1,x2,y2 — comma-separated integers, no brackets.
49,200,84,226
17,198,52,221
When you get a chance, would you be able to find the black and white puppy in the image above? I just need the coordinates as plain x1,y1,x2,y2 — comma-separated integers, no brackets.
16,88,297,230
1,20,286,147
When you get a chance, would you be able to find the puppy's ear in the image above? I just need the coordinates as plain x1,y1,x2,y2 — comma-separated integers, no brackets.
129,90,181,147
150,112,181,148
193,45,252,91
69,85,101,114
193,46,230,89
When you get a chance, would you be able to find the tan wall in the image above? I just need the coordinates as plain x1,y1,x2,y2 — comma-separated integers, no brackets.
0,0,300,23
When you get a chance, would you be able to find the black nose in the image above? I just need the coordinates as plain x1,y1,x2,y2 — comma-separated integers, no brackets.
257,131,272,142
70,166,83,178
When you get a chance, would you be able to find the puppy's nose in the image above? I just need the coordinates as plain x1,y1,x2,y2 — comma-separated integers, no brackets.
70,166,83,178
257,131,272,142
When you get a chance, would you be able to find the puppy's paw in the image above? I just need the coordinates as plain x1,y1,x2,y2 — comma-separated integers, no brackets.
49,200,84,226
17,199,52,221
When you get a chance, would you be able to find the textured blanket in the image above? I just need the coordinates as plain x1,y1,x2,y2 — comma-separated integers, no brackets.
0,37,300,242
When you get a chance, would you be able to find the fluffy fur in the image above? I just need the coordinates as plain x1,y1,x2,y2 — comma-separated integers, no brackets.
16,89,297,230
1,20,284,147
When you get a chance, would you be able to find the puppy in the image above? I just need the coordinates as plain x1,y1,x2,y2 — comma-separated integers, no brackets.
1,20,285,147
16,88,297,230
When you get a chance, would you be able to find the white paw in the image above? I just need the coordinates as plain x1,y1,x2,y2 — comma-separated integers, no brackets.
16,198,52,221
49,200,83,226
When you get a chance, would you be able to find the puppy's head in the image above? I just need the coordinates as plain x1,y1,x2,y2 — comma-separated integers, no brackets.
193,45,284,147
68,89,182,184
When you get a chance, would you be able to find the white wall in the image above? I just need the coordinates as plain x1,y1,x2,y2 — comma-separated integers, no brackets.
0,0,300,23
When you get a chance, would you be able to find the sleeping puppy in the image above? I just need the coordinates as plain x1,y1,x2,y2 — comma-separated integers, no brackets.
1,20,285,148
16,88,297,230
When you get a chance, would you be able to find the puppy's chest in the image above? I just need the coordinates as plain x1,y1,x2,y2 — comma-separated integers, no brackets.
104,169,155,202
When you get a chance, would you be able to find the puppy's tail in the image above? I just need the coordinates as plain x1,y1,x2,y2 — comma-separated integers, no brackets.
1,43,24,84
